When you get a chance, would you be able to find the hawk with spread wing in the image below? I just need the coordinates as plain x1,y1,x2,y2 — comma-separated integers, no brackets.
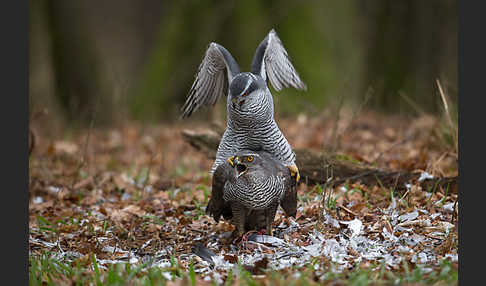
180,29,306,182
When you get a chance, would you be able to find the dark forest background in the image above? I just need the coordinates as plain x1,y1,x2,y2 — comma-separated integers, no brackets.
29,0,457,129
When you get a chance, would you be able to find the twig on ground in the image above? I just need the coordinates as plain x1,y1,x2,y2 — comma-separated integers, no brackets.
430,151,451,178
451,197,458,224
335,86,374,150
320,167,334,221
339,205,358,217
392,172,401,192
332,170,378,186
141,151,158,198
328,90,345,153
71,110,95,191
399,91,427,116
372,132,414,164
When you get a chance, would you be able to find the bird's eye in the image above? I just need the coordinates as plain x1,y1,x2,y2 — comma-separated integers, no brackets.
247,156,253,162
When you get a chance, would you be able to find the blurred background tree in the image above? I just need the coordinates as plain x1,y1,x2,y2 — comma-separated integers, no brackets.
29,0,457,128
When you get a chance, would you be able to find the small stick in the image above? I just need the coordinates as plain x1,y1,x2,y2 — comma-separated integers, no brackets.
451,197,458,224
436,79,452,128
436,79,458,153
141,151,158,197
339,205,358,217
372,133,414,164
71,110,95,191
337,86,374,150
399,91,427,116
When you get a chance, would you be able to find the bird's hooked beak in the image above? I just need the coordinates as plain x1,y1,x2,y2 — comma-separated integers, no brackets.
231,97,246,110
235,162,248,178
227,156,248,178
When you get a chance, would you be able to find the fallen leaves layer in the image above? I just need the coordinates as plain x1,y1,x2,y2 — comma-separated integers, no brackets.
29,111,458,285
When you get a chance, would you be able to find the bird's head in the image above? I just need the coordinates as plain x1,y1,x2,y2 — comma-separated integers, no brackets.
226,152,261,178
229,73,266,111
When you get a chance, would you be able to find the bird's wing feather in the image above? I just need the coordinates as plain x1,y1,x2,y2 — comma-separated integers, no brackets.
206,162,232,222
280,166,298,217
180,43,240,119
251,29,306,92
259,151,298,217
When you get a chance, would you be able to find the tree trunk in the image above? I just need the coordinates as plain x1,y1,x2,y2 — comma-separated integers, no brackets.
181,128,457,194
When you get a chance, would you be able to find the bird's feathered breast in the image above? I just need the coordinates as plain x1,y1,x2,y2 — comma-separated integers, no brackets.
227,88,274,128
207,151,298,223
223,173,285,210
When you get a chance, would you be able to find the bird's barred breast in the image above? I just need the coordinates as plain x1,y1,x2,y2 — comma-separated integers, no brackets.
211,88,295,172
223,176,285,209
212,123,295,173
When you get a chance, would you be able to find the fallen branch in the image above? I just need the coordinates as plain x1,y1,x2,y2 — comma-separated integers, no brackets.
181,129,458,194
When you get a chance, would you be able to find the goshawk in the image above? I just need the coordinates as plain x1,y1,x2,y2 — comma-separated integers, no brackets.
206,150,297,237
180,29,306,181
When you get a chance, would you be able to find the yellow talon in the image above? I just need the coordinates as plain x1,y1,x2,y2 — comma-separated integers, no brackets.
227,156,235,167
288,164,300,182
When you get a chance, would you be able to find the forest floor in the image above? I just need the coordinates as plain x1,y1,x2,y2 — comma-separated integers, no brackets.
29,110,458,285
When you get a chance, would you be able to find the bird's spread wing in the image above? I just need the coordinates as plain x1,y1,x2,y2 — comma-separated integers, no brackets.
206,163,232,222
180,43,240,119
251,29,307,92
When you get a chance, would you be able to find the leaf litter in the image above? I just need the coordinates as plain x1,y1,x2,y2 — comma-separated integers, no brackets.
29,111,458,284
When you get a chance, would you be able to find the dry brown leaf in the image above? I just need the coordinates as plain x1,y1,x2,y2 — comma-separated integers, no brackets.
54,141,79,154
122,205,146,217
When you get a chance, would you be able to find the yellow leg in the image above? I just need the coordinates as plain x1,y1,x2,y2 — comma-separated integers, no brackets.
266,225,273,236
288,164,300,182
